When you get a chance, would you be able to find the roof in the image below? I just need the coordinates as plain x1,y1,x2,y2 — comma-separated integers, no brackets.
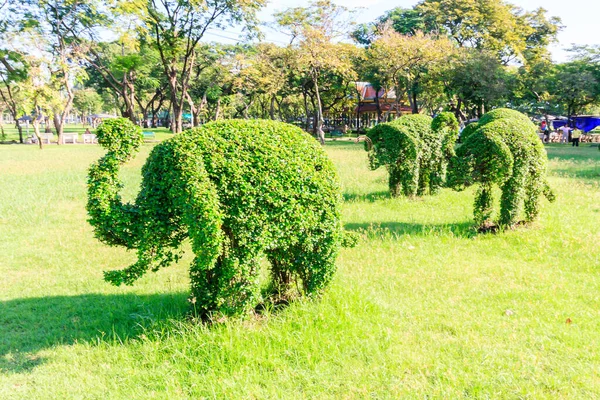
355,82,396,101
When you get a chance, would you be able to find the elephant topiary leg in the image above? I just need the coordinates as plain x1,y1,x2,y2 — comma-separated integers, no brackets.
266,248,295,297
400,161,420,197
429,160,447,195
388,165,403,197
523,171,543,222
417,168,430,196
499,170,526,227
296,233,338,296
474,183,494,227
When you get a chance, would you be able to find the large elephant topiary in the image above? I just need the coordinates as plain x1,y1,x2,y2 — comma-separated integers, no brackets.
447,108,555,228
365,113,459,197
87,118,348,317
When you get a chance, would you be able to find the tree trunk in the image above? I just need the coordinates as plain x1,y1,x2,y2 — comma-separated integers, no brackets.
171,100,182,134
302,90,310,132
312,74,325,145
33,119,43,150
269,95,276,120
375,90,382,122
408,89,418,114
53,114,63,145
15,119,23,144
45,116,52,133
213,98,221,121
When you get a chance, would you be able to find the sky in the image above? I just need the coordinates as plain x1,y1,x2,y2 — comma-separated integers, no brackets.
202,0,599,63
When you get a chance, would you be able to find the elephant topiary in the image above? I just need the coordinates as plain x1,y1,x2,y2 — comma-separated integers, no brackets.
87,118,349,317
365,113,459,197
447,108,555,228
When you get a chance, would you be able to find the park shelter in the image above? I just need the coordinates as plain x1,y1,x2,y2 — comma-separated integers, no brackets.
354,82,411,129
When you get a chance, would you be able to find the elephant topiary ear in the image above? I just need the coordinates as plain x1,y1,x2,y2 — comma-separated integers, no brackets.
464,128,514,185
96,118,144,161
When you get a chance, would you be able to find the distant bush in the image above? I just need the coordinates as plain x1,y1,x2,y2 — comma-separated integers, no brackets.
447,108,555,227
88,118,347,317
366,113,459,197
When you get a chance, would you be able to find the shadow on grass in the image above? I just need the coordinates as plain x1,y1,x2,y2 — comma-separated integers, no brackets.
550,166,600,182
0,291,189,374
345,220,476,239
343,190,390,203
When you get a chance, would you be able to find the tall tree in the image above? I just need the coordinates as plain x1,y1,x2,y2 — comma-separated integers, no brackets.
0,50,29,142
416,0,561,64
365,29,455,115
122,0,265,133
19,0,105,144
276,0,356,144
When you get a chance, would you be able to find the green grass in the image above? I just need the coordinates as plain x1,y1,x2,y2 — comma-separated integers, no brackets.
1,139,600,398
0,124,174,143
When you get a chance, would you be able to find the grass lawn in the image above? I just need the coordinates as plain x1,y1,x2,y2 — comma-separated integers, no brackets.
0,124,175,143
1,138,599,398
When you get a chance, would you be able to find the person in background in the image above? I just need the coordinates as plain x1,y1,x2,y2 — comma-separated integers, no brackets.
571,126,582,147
541,121,550,143
559,124,570,144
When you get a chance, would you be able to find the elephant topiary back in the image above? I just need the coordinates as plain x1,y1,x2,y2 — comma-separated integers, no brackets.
88,118,346,317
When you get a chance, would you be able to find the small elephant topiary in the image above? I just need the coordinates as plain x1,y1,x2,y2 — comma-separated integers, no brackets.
87,118,348,317
447,108,555,228
365,113,459,197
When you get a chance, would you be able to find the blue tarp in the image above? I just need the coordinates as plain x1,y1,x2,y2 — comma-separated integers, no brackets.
552,117,600,132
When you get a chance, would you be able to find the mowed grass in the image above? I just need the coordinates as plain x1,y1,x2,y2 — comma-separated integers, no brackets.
0,124,174,143
1,138,599,398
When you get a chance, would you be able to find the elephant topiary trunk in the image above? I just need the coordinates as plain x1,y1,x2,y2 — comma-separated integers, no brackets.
87,118,347,317
447,108,555,228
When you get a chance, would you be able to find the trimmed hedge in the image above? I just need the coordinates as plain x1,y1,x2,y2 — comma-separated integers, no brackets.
459,122,479,142
366,113,459,197
88,118,346,317
447,108,555,227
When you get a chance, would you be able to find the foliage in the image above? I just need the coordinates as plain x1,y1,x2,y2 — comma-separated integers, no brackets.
366,112,458,197
275,0,357,144
443,49,515,118
447,108,554,227
364,28,455,115
459,121,478,142
122,0,266,133
352,7,432,45
73,88,104,115
416,0,561,63
87,118,345,317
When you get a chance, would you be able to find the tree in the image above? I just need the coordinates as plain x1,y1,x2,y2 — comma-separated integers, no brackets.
73,88,103,124
550,62,600,118
0,50,29,142
443,49,515,119
18,0,105,144
416,0,561,64
276,0,356,144
352,7,432,46
120,0,265,133
364,29,455,115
